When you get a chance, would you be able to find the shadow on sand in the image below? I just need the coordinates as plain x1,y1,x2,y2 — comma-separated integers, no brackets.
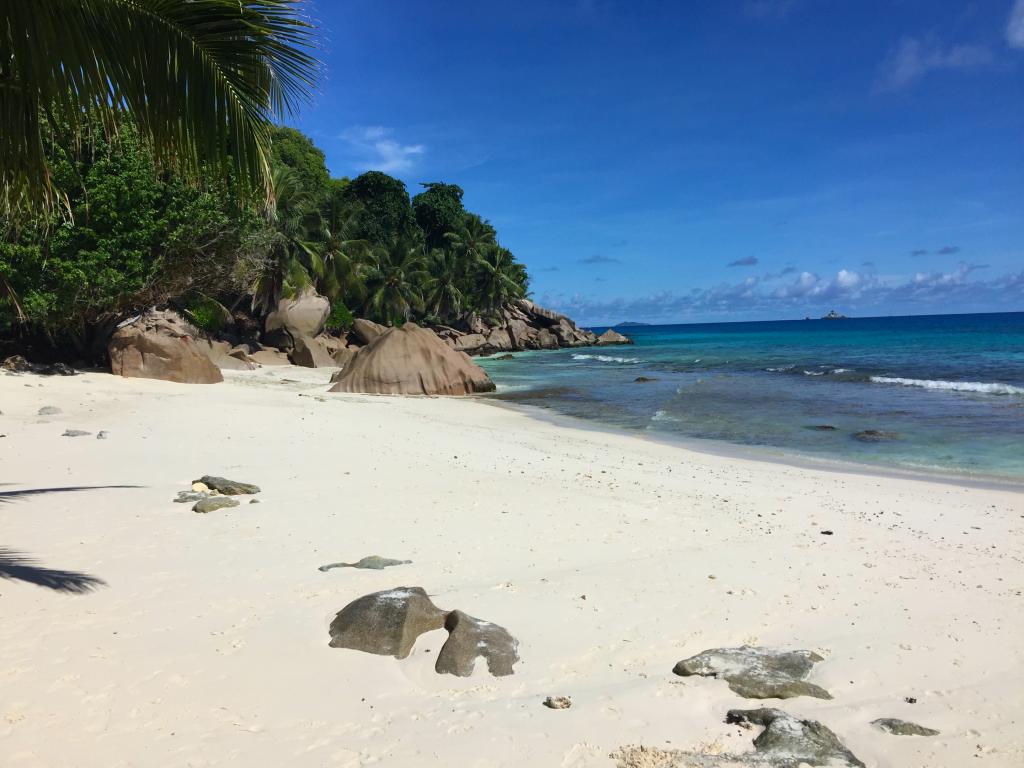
0,548,106,593
0,484,142,504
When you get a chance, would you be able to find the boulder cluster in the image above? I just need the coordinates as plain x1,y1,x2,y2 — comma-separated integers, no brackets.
102,291,633,389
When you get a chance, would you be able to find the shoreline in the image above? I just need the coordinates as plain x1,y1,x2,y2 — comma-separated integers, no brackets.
2,366,1022,767
478,394,1024,493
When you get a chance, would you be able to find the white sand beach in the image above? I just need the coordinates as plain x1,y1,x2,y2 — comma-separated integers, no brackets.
1,366,1021,767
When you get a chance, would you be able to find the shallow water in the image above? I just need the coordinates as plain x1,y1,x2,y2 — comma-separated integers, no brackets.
477,312,1024,481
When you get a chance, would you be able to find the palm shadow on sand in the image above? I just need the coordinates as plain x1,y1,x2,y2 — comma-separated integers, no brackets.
1,484,141,593
0,548,106,593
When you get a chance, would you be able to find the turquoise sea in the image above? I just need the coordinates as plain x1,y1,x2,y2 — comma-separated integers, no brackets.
477,312,1024,482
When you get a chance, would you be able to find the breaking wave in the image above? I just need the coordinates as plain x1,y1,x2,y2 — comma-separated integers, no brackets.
869,376,1024,396
571,354,641,364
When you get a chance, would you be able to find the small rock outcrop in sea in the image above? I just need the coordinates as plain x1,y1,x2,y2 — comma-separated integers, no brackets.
822,309,848,320
672,645,832,699
109,310,223,384
435,610,519,678
596,328,633,345
319,556,412,572
328,323,495,396
193,476,260,495
193,496,240,513
611,709,863,768
871,718,939,736
808,424,838,431
634,376,657,383
853,429,900,442
328,587,448,659
329,587,520,677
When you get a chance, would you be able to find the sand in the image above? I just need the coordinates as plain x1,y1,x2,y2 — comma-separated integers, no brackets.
1,365,1021,767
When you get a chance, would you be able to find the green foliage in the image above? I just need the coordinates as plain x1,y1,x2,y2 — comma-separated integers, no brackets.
2,0,320,219
270,127,332,208
342,171,416,244
1,122,257,338
325,301,354,333
412,182,466,250
183,294,231,333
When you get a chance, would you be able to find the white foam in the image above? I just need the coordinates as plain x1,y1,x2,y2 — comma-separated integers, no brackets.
650,409,679,422
765,365,795,372
870,376,1024,395
802,370,825,376
571,354,641,364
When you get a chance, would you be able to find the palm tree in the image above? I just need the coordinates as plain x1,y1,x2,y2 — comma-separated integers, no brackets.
444,213,496,266
424,248,466,323
250,165,324,313
474,245,527,313
321,198,371,305
362,236,428,325
1,0,319,218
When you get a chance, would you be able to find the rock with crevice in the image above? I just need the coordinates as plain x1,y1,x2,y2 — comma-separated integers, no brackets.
596,328,632,345
264,288,330,349
109,310,223,384
328,586,447,659
289,334,336,368
672,645,831,700
435,609,519,677
871,718,939,736
351,317,387,345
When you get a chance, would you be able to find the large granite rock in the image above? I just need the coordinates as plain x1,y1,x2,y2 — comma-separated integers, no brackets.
264,289,330,349
289,335,336,368
109,311,223,384
328,587,447,659
193,475,260,495
596,328,632,345
329,323,495,396
672,645,832,699
351,318,387,345
197,339,256,371
435,610,520,677
453,333,487,353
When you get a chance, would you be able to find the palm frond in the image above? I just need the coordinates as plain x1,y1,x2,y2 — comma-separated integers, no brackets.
1,0,321,218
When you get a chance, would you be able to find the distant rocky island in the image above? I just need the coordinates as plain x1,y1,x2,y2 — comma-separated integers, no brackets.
614,321,651,327
822,310,848,320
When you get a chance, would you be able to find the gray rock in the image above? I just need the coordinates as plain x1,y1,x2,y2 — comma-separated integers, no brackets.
435,609,519,677
38,406,62,416
672,645,831,700
62,429,91,437
249,498,260,504
96,431,109,439
725,708,865,767
543,696,572,710
328,586,447,659
871,718,939,736
319,556,412,572
192,496,241,513
174,491,208,503
808,424,838,431
193,475,260,495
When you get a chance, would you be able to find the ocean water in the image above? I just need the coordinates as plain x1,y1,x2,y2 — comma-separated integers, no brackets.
477,312,1024,482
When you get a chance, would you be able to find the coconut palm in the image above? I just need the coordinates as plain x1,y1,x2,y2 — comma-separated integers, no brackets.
474,244,527,313
362,236,428,325
1,0,320,217
444,213,496,266
320,198,372,305
424,248,467,323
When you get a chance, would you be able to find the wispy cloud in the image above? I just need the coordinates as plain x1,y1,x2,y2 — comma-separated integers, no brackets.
1008,0,1024,48
727,256,759,267
339,126,425,173
875,37,992,92
543,263,1021,324
764,266,797,280
910,248,929,257
536,266,560,272
578,254,620,265
937,245,961,255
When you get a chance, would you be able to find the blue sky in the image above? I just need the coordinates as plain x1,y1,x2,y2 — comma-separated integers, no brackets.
293,0,1024,325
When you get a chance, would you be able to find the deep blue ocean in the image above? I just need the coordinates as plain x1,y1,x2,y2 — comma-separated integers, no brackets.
477,312,1024,482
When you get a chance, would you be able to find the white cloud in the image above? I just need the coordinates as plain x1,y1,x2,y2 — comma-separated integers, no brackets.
875,37,992,92
1009,0,1024,48
540,263,1021,325
339,126,425,174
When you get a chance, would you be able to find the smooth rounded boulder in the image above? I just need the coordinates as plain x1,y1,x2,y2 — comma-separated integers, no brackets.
108,312,223,384
263,288,330,348
328,323,495,396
